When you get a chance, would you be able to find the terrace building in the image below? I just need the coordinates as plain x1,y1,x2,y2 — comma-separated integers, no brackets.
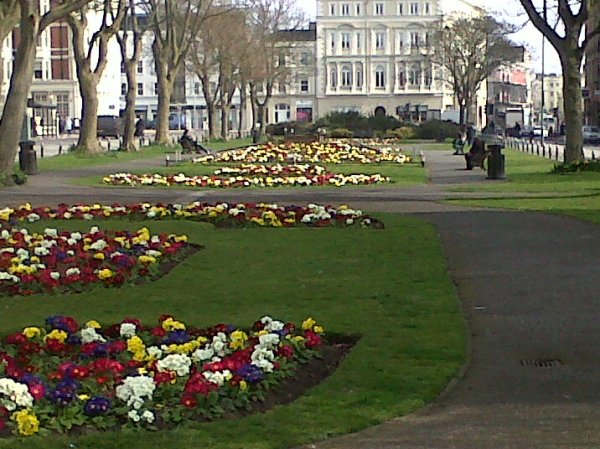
584,7,600,127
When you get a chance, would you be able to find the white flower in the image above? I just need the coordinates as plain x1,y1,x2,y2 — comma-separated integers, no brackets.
264,320,284,332
44,228,58,238
0,378,34,409
90,226,100,234
66,267,80,277
50,271,60,280
191,347,214,363
89,240,107,251
258,333,280,348
0,272,19,283
120,323,137,338
81,327,107,344
202,370,232,386
0,230,10,239
27,213,40,222
116,376,156,410
147,346,162,360
141,410,155,423
156,354,192,377
127,410,141,422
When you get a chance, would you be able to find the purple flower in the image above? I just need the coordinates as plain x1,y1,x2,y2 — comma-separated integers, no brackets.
84,396,111,416
163,330,190,345
236,364,264,383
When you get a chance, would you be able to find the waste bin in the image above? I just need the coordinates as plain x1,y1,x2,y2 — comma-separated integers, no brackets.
487,144,505,180
18,140,38,175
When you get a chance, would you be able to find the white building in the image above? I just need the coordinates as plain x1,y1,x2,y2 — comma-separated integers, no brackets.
314,0,486,127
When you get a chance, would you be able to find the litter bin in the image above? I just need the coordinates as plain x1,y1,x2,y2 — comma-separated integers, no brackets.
487,144,505,180
18,140,38,175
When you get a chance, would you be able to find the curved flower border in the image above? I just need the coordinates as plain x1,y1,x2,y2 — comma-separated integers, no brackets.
193,142,411,164
0,315,325,436
0,203,381,229
0,227,190,296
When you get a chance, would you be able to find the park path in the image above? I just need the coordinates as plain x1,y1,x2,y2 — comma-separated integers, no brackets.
2,147,600,448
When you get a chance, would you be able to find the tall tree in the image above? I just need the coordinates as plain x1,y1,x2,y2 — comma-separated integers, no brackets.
67,0,127,154
116,0,154,151
429,15,521,126
0,0,92,181
149,0,214,144
246,0,304,138
519,0,600,163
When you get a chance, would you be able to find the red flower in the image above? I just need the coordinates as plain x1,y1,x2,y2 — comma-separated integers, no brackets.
304,330,322,348
28,383,46,400
277,345,295,359
154,371,175,385
151,326,167,338
181,394,197,408
122,318,141,328
6,333,27,346
46,339,68,353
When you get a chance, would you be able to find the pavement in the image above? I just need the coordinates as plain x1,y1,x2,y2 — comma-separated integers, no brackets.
2,148,600,448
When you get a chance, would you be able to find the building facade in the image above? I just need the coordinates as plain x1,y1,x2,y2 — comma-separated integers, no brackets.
584,5,600,127
531,73,563,131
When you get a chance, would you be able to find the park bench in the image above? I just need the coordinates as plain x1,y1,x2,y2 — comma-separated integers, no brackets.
179,134,211,155
465,150,490,170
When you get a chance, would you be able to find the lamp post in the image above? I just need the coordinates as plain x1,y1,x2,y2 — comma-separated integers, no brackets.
540,0,547,145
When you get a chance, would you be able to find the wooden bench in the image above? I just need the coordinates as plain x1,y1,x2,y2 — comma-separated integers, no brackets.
179,136,211,155
465,150,490,170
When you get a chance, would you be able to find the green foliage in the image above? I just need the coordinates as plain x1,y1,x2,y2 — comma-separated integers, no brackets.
329,128,353,138
551,160,600,173
385,127,417,140
265,121,314,136
415,120,460,141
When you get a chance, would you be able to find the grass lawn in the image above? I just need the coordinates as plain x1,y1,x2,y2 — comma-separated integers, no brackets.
446,148,600,224
0,213,465,449
72,162,429,189
35,138,253,172
450,149,600,194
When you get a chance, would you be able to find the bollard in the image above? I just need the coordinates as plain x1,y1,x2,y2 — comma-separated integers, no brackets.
40,144,44,158
58,145,62,155
165,155,170,167
107,141,111,151
593,151,596,161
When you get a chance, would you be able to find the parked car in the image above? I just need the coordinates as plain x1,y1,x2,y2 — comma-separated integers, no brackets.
583,126,600,143
144,114,187,130
519,125,534,138
97,115,123,138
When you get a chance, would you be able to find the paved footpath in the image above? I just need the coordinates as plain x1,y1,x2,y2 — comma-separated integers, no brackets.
2,149,600,448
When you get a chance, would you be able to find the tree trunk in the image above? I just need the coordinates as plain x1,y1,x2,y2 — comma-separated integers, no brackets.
0,15,37,179
155,74,173,144
121,62,138,152
561,54,585,163
76,72,102,153
206,102,216,139
221,104,230,140
238,83,246,138
256,104,266,137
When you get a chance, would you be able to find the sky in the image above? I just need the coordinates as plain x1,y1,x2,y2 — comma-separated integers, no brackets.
298,0,562,74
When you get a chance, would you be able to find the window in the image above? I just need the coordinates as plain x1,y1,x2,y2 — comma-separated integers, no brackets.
330,68,337,89
375,2,384,15
341,3,350,15
300,79,309,92
356,32,362,50
137,83,144,95
356,66,363,88
341,65,352,87
194,82,200,95
375,66,385,88
300,52,309,65
355,3,361,15
424,2,431,14
410,2,418,14
409,64,421,86
278,81,286,94
424,32,430,47
398,69,406,87
398,2,404,14
137,60,143,74
278,53,286,67
331,33,336,51
330,3,336,15
410,32,420,48
398,32,405,50
34,61,43,79
56,93,69,119
375,32,385,50
341,33,351,50
121,83,127,96
424,69,432,87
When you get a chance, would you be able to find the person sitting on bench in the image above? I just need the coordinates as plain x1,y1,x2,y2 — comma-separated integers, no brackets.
465,138,488,170
179,129,210,155
452,132,466,155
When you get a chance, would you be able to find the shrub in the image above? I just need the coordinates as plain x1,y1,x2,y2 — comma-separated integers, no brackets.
330,128,353,138
415,120,460,141
385,127,416,140
266,121,314,136
552,160,600,173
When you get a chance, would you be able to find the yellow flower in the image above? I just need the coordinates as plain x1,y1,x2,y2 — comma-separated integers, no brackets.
22,327,41,339
174,235,187,243
97,268,113,280
239,380,248,391
85,320,102,329
302,317,316,330
257,330,269,337
229,330,248,350
93,252,105,260
127,335,146,355
313,325,325,334
293,335,305,343
12,410,40,436
162,317,186,332
138,255,157,265
78,394,90,401
45,329,68,343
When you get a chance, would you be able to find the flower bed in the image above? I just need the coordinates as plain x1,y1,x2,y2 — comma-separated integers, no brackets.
102,167,391,188
0,315,327,436
0,227,191,296
193,142,411,165
0,203,381,229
